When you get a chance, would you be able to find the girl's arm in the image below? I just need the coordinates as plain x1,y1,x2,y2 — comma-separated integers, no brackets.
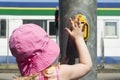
59,17,92,80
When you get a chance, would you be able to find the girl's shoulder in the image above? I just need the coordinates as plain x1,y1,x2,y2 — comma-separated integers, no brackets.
42,63,60,79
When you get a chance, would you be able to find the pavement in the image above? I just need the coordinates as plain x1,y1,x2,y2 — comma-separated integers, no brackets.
0,64,120,80
0,64,19,73
0,63,120,73
97,64,120,73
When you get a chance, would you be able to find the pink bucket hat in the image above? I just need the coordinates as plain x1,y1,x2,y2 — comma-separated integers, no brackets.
9,23,60,76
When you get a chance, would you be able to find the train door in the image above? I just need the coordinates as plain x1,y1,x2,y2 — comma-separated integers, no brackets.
0,19,22,63
97,17,120,64
0,19,8,63
8,19,22,63
103,19,119,63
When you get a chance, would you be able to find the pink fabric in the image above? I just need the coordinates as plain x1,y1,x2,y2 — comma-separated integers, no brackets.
9,23,60,76
56,67,59,80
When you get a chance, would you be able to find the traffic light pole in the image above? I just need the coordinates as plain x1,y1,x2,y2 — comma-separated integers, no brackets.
59,0,97,80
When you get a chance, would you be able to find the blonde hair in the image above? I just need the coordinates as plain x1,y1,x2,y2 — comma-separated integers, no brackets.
14,73,38,80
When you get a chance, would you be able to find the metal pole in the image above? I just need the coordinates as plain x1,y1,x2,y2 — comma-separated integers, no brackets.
100,33,104,69
7,20,9,64
59,0,97,80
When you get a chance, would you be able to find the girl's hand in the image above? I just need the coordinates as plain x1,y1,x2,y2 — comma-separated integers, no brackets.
65,17,85,41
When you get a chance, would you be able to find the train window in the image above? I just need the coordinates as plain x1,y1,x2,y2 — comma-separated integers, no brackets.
49,22,56,36
0,19,6,37
104,20,119,38
23,20,47,31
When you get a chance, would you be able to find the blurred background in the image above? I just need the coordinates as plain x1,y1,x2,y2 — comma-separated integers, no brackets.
0,0,120,80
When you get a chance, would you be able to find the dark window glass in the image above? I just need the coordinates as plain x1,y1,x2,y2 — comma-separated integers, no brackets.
0,19,6,37
49,22,56,35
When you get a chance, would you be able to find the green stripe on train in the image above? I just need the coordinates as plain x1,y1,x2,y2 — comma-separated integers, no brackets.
97,10,120,16
0,9,120,16
0,9,55,15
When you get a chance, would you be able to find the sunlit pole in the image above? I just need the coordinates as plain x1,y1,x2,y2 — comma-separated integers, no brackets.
59,0,97,80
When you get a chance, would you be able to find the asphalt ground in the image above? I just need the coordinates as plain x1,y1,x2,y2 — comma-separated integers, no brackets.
0,64,120,80
0,73,120,80
1,64,120,73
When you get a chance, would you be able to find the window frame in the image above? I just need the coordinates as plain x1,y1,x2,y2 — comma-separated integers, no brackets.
47,20,56,36
23,19,47,31
0,19,7,38
103,19,119,39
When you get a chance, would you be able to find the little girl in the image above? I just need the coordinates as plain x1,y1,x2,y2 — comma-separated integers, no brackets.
9,17,92,80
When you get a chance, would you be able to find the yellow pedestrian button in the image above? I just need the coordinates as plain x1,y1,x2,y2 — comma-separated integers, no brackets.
74,14,89,41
